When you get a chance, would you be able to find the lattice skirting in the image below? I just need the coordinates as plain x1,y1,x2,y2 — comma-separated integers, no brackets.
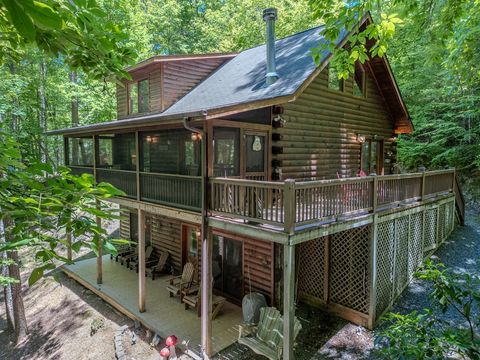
373,196,456,322
295,196,456,328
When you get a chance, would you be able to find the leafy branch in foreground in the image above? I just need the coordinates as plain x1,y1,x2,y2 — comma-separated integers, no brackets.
0,0,135,79
0,130,128,286
375,259,480,359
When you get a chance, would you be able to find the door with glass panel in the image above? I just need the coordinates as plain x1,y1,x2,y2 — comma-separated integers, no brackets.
213,235,243,302
182,225,200,273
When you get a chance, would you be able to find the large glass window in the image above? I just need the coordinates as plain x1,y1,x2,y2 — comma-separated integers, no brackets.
361,140,383,175
213,128,240,177
128,79,149,114
141,129,200,175
68,137,94,166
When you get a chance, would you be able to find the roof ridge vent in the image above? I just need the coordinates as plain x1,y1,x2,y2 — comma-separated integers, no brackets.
263,8,279,85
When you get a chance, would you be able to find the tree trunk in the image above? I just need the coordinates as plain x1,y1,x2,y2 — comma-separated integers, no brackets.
39,59,48,163
70,71,79,165
8,250,28,343
7,60,18,132
0,219,15,332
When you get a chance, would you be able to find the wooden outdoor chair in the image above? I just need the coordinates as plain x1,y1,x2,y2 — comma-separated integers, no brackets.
123,245,152,268
166,262,194,300
181,282,226,319
117,244,137,265
128,245,154,271
110,244,130,262
238,307,302,360
144,251,170,279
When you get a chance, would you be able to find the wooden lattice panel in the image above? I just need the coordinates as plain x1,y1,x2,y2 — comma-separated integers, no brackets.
297,237,326,302
408,212,424,280
424,208,438,250
394,216,409,297
375,219,395,319
329,226,370,314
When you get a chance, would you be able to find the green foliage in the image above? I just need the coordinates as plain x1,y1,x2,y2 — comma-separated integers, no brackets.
375,260,480,359
0,131,128,286
0,0,135,79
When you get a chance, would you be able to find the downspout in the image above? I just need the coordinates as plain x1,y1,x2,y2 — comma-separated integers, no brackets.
183,117,211,358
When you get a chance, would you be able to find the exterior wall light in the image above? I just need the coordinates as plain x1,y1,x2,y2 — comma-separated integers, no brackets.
357,134,366,143
191,133,202,141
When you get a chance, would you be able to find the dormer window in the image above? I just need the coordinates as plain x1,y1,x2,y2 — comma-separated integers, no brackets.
128,79,149,114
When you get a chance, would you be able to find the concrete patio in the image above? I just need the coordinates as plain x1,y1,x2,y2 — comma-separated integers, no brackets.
63,255,243,357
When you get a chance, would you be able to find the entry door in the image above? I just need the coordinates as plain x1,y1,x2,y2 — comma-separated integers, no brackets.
213,127,268,180
213,235,243,302
244,132,268,180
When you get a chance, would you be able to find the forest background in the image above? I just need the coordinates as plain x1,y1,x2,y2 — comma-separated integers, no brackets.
1,0,479,200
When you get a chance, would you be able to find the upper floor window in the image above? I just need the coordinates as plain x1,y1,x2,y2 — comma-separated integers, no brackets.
353,65,366,97
68,137,94,167
328,66,343,91
128,79,149,114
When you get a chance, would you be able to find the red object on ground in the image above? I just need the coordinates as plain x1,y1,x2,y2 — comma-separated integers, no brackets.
160,347,170,357
166,335,178,346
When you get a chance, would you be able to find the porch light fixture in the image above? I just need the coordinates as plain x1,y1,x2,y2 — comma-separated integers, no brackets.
357,134,366,143
191,132,202,141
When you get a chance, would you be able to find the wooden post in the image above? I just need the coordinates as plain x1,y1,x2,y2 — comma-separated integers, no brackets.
93,135,98,183
138,207,146,312
201,226,213,358
63,136,69,166
372,176,378,213
135,131,141,201
367,214,378,329
283,244,295,360
96,201,103,285
284,179,296,235
421,172,426,201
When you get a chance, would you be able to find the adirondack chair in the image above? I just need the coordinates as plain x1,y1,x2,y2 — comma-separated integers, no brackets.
128,245,154,270
238,307,302,360
145,251,170,279
166,262,194,300
117,244,137,265
110,244,130,262
181,282,226,319
123,245,153,268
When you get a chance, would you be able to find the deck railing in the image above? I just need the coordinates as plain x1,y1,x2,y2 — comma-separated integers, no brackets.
210,169,455,233
96,168,137,198
69,165,94,176
140,172,202,211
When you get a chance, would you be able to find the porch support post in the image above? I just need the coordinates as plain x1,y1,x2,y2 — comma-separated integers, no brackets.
283,243,295,360
138,207,146,312
96,201,102,285
201,226,213,358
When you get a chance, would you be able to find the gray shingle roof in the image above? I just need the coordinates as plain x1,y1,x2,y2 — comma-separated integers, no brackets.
162,24,334,117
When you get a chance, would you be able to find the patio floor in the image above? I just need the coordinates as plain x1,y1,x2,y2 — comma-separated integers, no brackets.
63,256,243,357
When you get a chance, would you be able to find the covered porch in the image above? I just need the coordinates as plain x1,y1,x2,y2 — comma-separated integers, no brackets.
62,255,243,357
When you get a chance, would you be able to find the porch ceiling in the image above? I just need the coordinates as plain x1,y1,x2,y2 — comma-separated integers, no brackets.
63,256,242,357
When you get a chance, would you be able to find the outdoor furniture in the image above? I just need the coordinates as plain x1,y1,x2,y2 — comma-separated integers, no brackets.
166,262,194,300
181,282,226,319
128,245,154,270
145,251,170,279
111,244,130,262
123,245,152,268
117,245,137,265
238,307,302,360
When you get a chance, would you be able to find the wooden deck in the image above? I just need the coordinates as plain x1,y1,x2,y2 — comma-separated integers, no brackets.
63,256,242,357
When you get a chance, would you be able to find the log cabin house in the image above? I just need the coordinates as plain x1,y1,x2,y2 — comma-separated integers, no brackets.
49,10,464,359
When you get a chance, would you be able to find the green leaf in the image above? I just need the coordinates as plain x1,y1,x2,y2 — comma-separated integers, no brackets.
3,0,37,41
28,263,55,286
23,1,64,30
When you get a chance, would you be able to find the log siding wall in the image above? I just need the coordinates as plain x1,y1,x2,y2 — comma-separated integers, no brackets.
275,67,397,180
